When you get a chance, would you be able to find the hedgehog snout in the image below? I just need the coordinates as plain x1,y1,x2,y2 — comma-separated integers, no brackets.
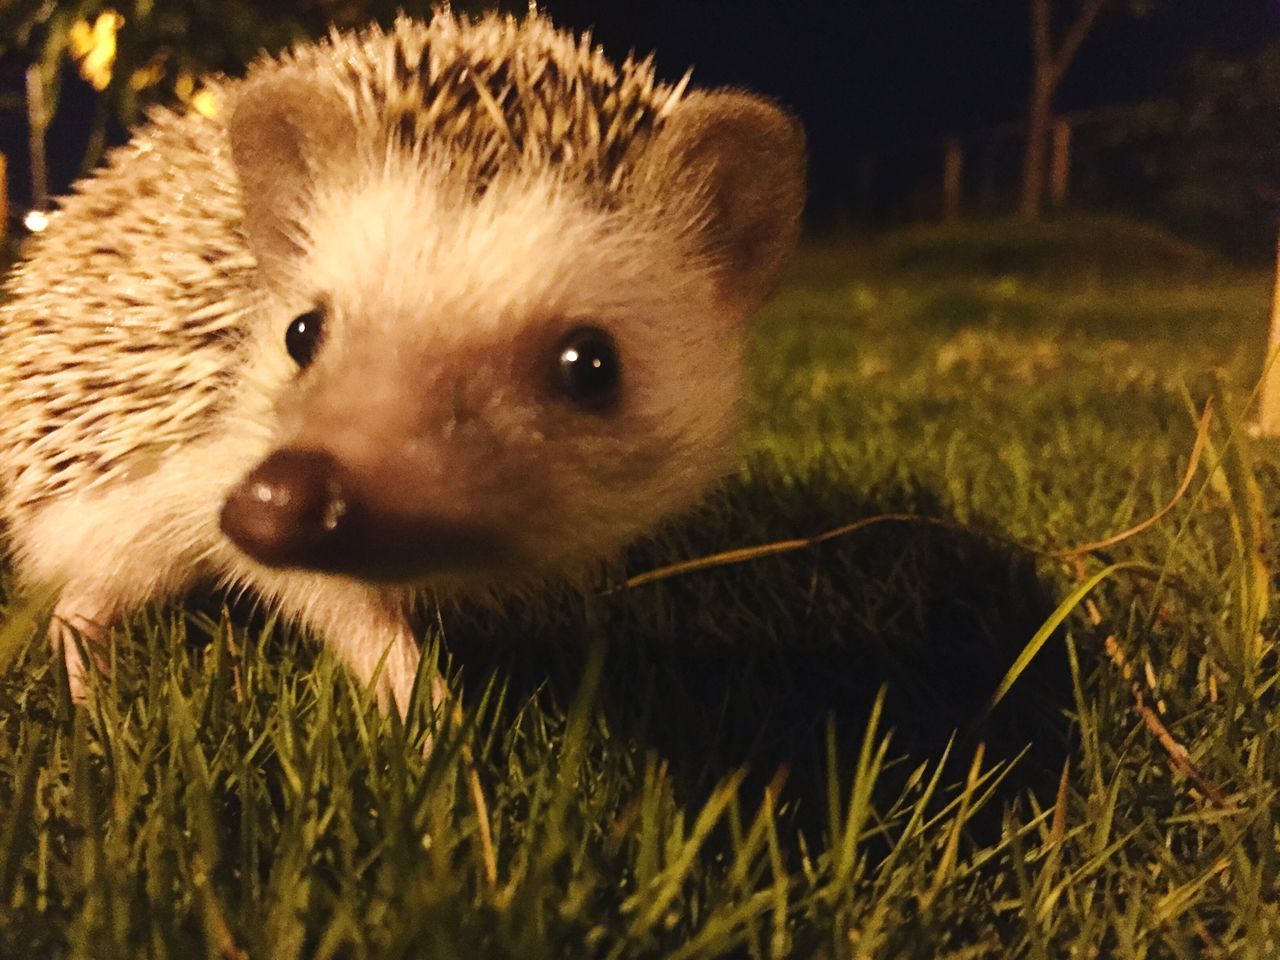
220,449,351,571
220,447,510,582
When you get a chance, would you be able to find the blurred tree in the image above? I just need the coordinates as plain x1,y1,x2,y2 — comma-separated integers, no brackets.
1019,0,1149,220
1021,0,1107,219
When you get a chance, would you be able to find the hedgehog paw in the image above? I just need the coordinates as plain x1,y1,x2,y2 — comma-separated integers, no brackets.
50,601,113,703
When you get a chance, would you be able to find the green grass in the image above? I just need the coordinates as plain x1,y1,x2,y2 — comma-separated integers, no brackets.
3,214,1280,957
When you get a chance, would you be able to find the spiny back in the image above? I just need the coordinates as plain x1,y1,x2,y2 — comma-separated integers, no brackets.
0,9,690,520
283,11,688,191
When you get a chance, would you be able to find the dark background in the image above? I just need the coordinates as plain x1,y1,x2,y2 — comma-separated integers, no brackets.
542,0,1280,227
2,0,1278,234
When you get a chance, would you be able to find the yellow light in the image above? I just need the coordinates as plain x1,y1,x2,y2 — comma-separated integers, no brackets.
69,11,124,92
174,74,221,120
23,210,49,233
190,89,220,119
129,54,167,92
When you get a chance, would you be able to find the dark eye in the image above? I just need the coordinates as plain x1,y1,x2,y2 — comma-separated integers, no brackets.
557,326,620,408
286,307,325,369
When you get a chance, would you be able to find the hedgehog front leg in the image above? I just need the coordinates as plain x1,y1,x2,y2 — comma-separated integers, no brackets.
50,594,115,703
325,613,425,720
301,593,454,750
258,573,445,723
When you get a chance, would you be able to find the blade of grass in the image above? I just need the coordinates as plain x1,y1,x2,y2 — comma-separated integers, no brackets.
977,561,1144,722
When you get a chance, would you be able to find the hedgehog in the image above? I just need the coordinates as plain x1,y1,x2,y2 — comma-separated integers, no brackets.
0,8,805,717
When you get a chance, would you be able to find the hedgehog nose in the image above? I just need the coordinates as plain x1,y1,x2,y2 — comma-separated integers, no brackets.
220,449,350,568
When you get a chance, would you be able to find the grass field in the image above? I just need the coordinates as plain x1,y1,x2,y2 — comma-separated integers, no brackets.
2,215,1279,958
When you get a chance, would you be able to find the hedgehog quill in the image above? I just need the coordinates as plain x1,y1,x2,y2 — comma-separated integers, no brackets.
0,10,805,716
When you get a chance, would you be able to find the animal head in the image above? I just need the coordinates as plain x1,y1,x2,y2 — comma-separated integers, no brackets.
218,12,805,588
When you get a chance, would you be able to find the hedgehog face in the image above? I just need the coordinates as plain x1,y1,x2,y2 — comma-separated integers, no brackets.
223,166,743,585
219,14,804,588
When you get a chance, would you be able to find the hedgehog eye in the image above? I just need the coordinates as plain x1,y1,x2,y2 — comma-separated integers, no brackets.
556,326,620,409
285,307,325,370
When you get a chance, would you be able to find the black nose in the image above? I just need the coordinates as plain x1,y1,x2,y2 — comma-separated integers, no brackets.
220,449,350,569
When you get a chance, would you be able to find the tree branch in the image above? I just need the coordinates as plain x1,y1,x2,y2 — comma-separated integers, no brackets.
1051,0,1110,85
1030,0,1053,69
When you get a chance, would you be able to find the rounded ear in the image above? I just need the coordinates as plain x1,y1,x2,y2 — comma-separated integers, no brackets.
641,90,806,315
228,70,358,292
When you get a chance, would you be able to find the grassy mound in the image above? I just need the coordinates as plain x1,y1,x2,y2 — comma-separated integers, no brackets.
868,214,1222,285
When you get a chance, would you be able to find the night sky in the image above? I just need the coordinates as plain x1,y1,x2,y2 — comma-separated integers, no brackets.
2,0,1278,223
538,0,1280,224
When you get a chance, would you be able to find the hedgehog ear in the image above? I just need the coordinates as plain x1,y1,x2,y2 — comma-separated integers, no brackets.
642,91,805,316
229,71,358,292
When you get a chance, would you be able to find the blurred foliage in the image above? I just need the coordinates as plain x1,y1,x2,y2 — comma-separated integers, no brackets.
1105,39,1280,252
1165,41,1280,238
0,0,504,170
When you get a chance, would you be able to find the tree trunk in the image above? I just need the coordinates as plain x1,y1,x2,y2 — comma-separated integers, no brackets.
1021,0,1108,221
943,137,964,222
1049,117,1072,209
80,95,112,176
25,64,48,211
0,153,7,246
1020,70,1054,220
1256,223,1280,437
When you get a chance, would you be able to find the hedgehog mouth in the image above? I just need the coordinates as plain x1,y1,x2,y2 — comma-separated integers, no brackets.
219,448,512,582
